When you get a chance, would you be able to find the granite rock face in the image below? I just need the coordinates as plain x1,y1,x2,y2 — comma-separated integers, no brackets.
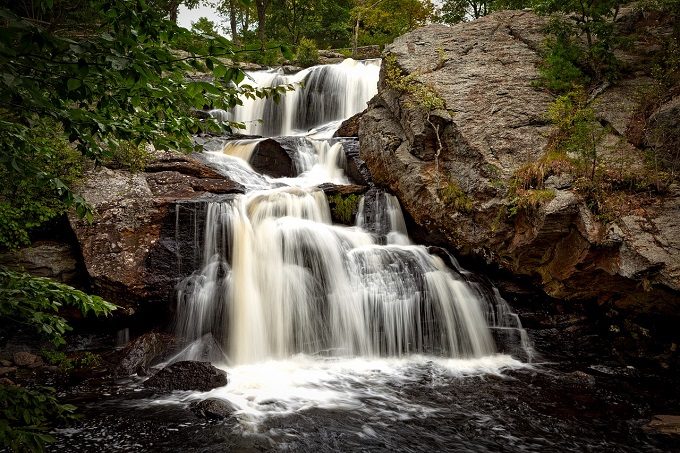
359,11,680,319
68,151,244,313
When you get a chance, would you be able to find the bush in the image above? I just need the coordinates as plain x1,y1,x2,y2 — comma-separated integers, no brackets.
295,38,320,68
0,119,87,250
328,194,360,224
0,384,78,452
538,19,589,93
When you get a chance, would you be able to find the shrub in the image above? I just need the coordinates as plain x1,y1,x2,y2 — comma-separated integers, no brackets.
296,38,320,68
328,194,360,224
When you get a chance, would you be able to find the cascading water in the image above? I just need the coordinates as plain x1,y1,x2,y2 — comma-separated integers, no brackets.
210,58,381,137
170,57,531,421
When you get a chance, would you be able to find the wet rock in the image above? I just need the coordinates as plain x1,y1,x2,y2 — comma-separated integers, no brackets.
318,183,368,197
116,332,173,376
334,110,363,137
645,415,680,435
281,65,303,74
143,361,227,392
0,378,15,386
13,352,42,368
564,371,596,388
0,367,17,376
190,398,236,420
250,138,297,178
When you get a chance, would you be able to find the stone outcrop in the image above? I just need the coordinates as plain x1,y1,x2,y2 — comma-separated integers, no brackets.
359,11,680,322
68,151,244,313
0,240,84,285
143,360,227,391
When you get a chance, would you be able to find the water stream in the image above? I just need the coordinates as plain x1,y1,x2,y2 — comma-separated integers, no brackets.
165,58,532,424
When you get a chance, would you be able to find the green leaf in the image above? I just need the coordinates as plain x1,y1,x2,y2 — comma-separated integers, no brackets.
66,79,81,91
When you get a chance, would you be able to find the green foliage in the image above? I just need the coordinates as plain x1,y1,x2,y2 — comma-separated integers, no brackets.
384,55,445,111
295,37,320,67
535,0,623,83
508,188,555,216
0,268,117,347
438,181,473,213
41,350,102,372
100,141,151,173
328,194,360,224
538,18,588,93
0,119,86,250
438,0,533,24
353,0,435,47
0,384,78,453
0,0,290,249
548,89,606,181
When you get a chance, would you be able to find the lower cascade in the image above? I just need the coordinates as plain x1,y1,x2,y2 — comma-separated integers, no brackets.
174,142,530,367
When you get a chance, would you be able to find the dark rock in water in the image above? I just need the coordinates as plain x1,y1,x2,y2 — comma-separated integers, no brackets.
13,351,42,368
334,110,363,138
143,361,227,391
250,138,296,178
281,65,303,74
190,398,236,420
645,415,680,435
328,137,371,185
190,109,211,119
116,332,174,376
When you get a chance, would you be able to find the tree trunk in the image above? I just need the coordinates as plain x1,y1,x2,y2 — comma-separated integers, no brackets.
255,0,268,51
229,0,240,46
168,0,181,23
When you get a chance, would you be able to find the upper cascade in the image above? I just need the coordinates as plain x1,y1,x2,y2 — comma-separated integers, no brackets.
210,58,381,137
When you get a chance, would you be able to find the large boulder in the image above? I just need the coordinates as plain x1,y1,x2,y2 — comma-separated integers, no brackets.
359,12,680,319
68,151,244,313
143,360,227,391
115,332,175,376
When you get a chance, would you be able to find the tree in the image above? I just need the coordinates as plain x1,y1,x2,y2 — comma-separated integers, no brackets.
352,0,435,49
192,16,219,35
536,0,624,82
149,0,202,23
438,0,532,24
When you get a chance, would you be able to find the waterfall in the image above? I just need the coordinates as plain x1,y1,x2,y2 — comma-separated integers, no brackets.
174,57,531,369
176,188,504,364
210,58,381,137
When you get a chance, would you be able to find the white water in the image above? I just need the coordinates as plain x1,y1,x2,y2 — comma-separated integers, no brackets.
210,58,381,137
166,58,531,424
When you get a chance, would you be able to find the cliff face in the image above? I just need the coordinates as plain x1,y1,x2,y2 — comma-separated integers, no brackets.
359,11,680,320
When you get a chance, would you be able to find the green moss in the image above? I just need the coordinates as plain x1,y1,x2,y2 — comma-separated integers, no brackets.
509,189,556,217
328,194,360,224
384,55,445,111
438,181,473,213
